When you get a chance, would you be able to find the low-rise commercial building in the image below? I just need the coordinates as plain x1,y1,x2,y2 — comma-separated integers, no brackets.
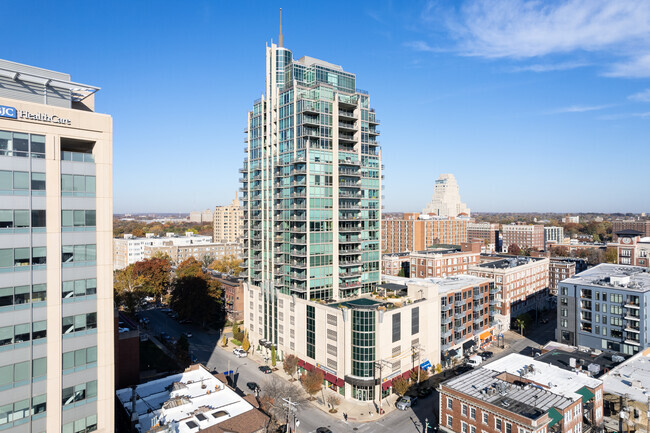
245,279,441,402
382,213,468,254
557,264,650,356
502,224,545,252
381,252,410,276
439,354,603,433
467,222,500,253
116,364,269,433
600,348,650,433
469,255,550,330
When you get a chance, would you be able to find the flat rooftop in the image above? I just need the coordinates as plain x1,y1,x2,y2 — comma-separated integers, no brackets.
536,348,624,378
443,354,601,419
561,263,650,292
116,364,260,433
477,255,544,269
601,348,650,403
382,274,490,295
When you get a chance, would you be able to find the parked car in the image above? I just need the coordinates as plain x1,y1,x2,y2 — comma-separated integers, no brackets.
183,332,192,338
417,387,433,398
396,395,418,410
480,351,494,360
259,366,272,374
233,348,247,358
467,355,483,367
247,382,260,392
316,428,333,433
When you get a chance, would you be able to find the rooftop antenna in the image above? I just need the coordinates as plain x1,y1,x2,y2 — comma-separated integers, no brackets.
279,8,284,47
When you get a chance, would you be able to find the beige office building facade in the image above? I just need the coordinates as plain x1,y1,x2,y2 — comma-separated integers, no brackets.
213,196,243,243
0,60,113,432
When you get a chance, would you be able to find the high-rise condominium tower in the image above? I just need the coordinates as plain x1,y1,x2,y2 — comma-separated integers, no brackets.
422,173,470,217
240,40,382,303
0,60,113,432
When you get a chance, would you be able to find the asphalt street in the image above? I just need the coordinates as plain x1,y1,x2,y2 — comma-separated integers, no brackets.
140,307,440,433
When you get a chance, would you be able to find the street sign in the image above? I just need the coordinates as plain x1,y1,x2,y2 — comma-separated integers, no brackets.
225,370,233,376
420,360,432,370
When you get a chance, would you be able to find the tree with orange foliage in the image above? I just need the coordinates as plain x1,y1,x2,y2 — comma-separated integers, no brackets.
301,369,324,401
170,257,223,327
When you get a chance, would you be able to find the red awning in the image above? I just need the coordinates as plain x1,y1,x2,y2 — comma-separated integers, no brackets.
316,368,326,377
382,380,392,391
298,359,305,367
402,370,411,379
336,378,345,387
305,362,315,372
325,373,337,384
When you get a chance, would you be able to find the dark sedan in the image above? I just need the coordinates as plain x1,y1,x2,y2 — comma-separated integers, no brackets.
259,366,272,374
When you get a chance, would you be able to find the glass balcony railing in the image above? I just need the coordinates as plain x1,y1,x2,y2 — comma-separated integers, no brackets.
61,151,94,163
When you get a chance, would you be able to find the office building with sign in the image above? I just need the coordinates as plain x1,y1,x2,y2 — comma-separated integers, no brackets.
0,59,113,432
241,31,383,401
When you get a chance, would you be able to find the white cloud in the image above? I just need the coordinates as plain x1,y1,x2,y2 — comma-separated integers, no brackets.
629,88,650,102
403,40,447,53
598,112,650,120
417,0,650,78
606,54,650,78
548,104,612,114
509,61,590,73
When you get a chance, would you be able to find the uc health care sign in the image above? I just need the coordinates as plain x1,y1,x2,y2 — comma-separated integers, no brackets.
0,104,71,125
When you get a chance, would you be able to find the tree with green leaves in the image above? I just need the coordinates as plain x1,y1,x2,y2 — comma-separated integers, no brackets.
397,268,405,277
516,317,526,335
605,247,618,264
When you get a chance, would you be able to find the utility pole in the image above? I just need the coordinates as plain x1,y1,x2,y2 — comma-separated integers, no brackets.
412,343,423,383
374,359,391,415
282,397,298,433
646,396,649,433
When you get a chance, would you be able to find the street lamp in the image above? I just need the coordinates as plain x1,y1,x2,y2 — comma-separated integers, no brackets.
425,417,431,432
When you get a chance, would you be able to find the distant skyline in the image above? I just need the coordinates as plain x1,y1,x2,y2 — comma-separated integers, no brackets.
3,1,649,213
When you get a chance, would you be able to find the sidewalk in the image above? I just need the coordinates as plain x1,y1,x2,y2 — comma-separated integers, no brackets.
220,341,401,423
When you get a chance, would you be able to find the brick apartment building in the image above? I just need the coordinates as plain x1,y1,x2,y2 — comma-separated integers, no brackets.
612,220,650,240
467,222,500,253
382,213,468,253
439,354,603,433
502,224,545,252
212,272,245,322
469,255,550,330
548,259,576,295
382,252,410,276
409,241,482,278
609,230,650,268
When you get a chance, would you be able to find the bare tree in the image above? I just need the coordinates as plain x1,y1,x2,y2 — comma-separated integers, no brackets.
326,394,341,413
259,377,306,430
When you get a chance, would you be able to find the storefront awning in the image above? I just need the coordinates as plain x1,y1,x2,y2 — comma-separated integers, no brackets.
304,362,315,372
463,340,476,350
336,378,345,387
402,370,411,379
577,387,595,401
480,331,492,340
298,359,305,367
324,373,337,384
382,380,392,391
547,408,563,427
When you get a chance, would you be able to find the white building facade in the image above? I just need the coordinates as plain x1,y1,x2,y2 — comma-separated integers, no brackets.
422,174,470,218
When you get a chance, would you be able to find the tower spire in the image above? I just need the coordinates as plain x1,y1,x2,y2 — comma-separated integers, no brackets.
279,8,284,47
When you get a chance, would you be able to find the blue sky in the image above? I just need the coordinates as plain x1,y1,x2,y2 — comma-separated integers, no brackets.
3,1,649,213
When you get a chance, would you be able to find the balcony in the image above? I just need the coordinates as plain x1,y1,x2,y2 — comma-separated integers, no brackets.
339,167,361,177
289,272,308,280
489,298,502,306
338,110,356,120
441,316,452,325
338,157,360,166
289,284,307,293
441,329,452,338
441,343,452,352
339,237,361,244
456,323,467,332
290,249,307,257
340,271,362,279
340,259,362,266
473,304,483,312
339,133,356,143
303,115,319,126
441,304,452,312
339,248,362,255
339,225,362,232
625,301,641,309
473,317,482,324
340,181,360,189
290,237,307,245
455,299,467,307
340,280,362,289
454,312,465,320
473,292,482,300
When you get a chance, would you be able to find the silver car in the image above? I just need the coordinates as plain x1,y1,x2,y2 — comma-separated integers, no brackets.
396,396,418,410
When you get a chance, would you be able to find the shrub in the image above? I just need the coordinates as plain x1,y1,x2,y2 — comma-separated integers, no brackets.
231,338,241,346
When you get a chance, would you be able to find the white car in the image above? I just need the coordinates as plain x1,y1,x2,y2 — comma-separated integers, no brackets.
233,348,248,358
